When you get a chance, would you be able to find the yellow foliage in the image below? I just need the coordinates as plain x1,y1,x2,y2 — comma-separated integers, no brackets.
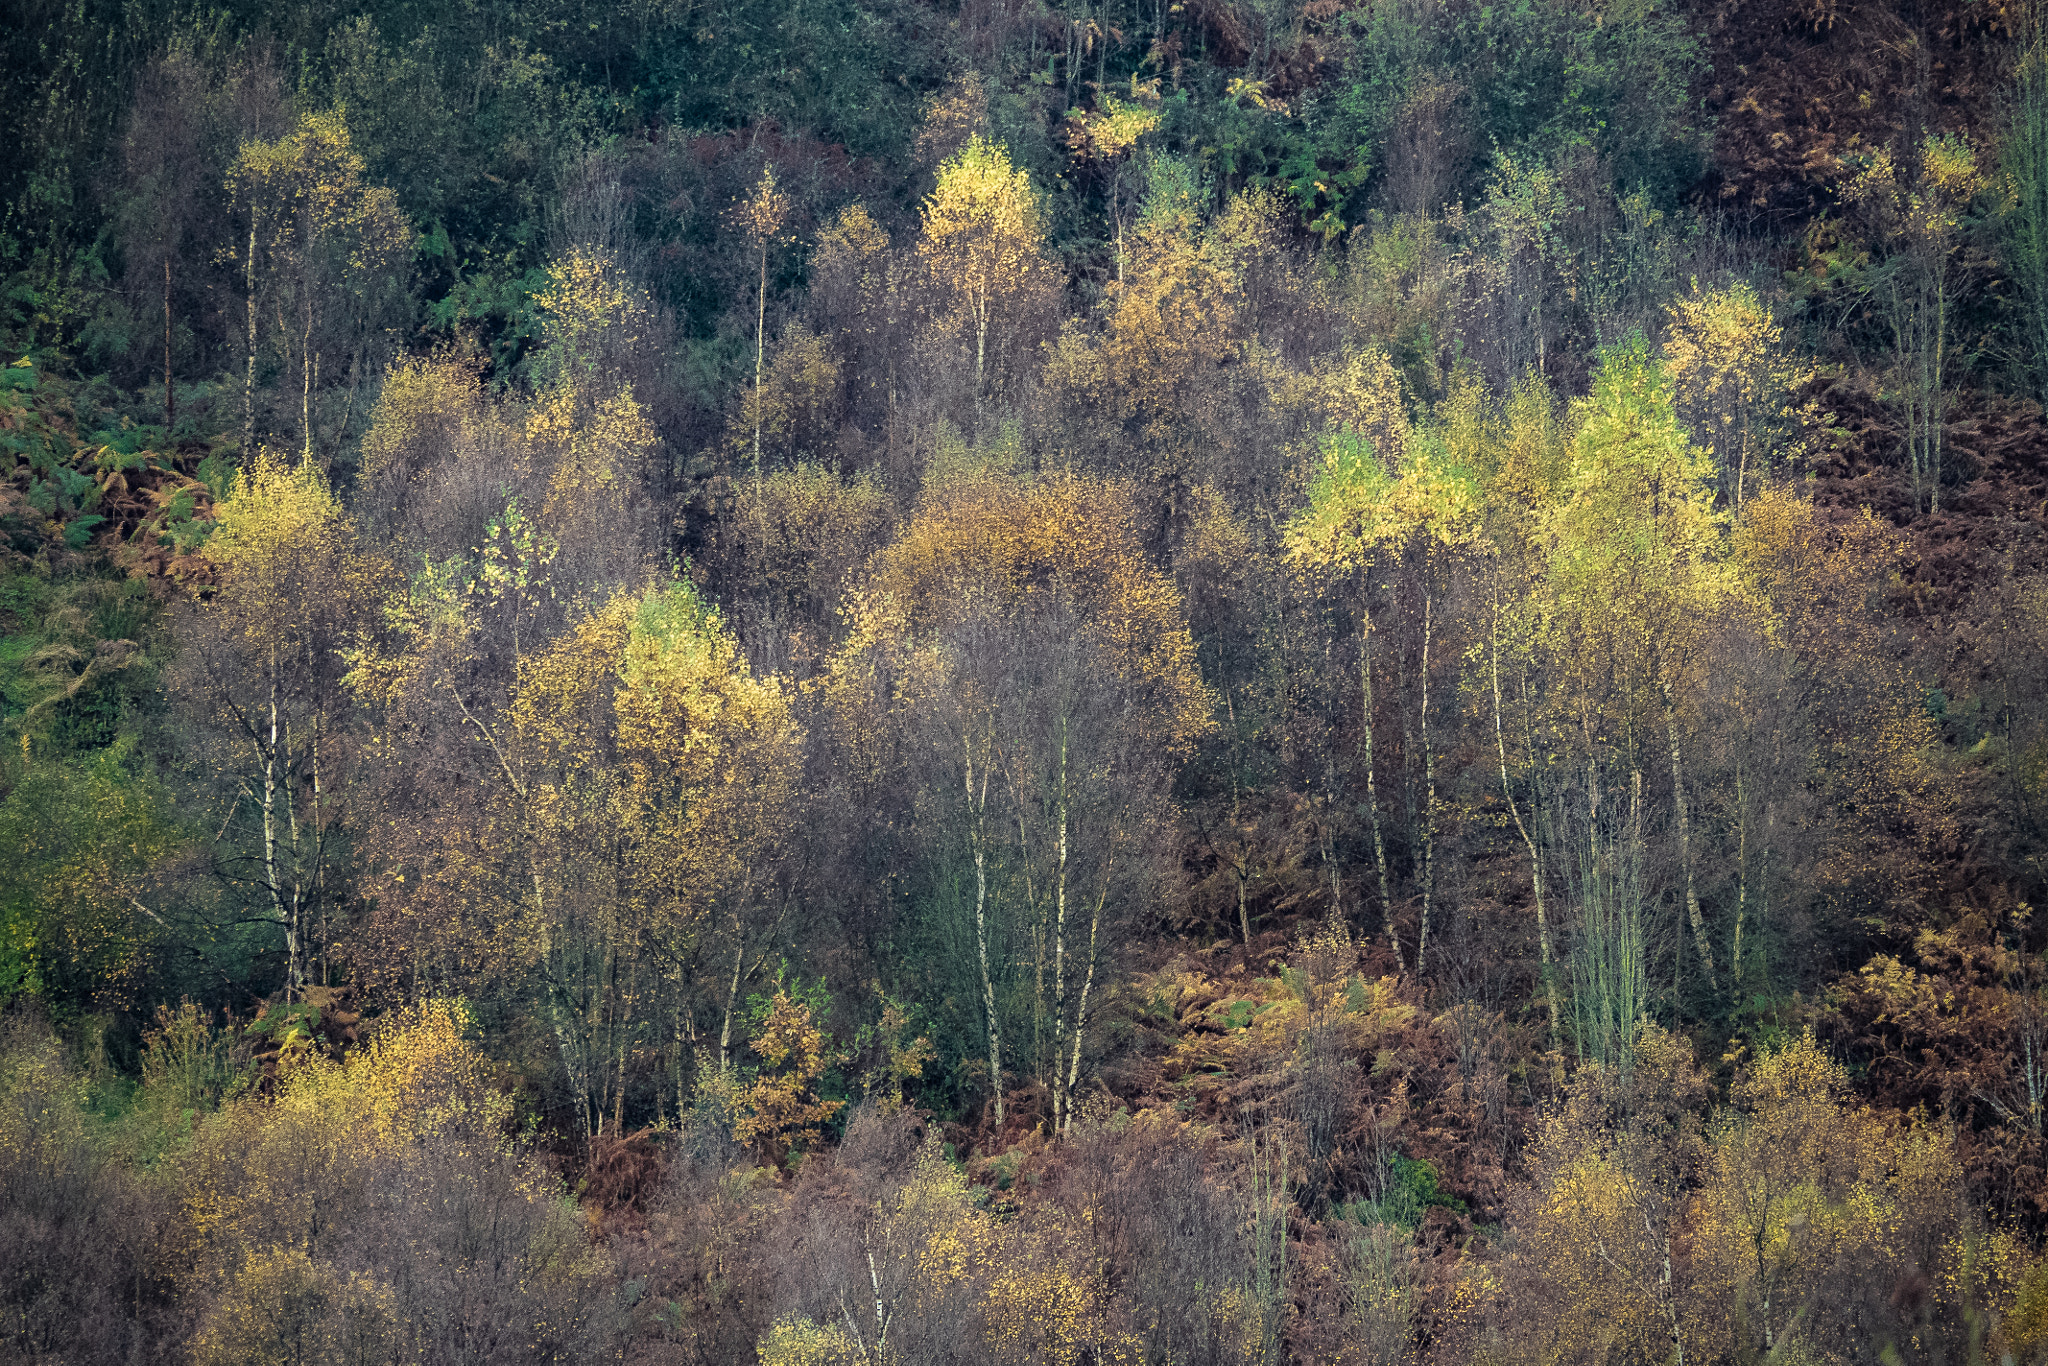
357,355,513,483
523,245,663,541
734,462,890,617
1283,350,1481,586
175,1001,524,1263
866,471,1214,754
203,449,352,616
981,1258,1098,1365
728,326,844,465
733,989,845,1153
534,243,657,373
820,201,890,267
919,137,1052,391
1071,96,1161,161
757,1315,864,1366
506,577,803,921
226,110,409,292
920,136,1045,286
2008,1255,2048,1358
527,374,656,509
1688,1029,1971,1362
1660,279,1814,511
190,1246,398,1366
1039,189,1247,476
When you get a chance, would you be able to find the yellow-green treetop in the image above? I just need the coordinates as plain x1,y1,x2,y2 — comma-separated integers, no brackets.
226,110,408,271
918,136,1052,393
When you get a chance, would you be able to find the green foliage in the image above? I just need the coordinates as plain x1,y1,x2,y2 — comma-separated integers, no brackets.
0,4,2043,1361
0,734,187,1015
1335,1154,1468,1232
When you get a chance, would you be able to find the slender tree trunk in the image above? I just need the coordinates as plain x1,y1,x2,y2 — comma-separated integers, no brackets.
302,293,315,465
1662,680,1717,990
260,658,298,1000
1731,762,1747,1003
719,923,746,1074
1064,885,1103,1137
968,740,1003,1126
1051,723,1070,1136
243,221,258,455
162,255,175,434
612,936,640,1138
1320,741,1342,921
331,345,363,463
285,707,305,1004
1492,603,1558,1044
1236,862,1254,965
311,705,326,988
1931,270,1947,516
1360,605,1401,970
1416,590,1437,974
534,871,592,1141
754,242,767,478
974,287,989,413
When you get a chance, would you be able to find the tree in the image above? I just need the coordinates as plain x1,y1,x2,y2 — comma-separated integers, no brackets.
503,580,803,1139
1547,334,1736,994
1064,93,1161,288
189,449,376,1001
1504,1026,1709,1366
1285,355,1482,974
525,244,666,590
175,1001,620,1364
1689,1029,1991,1363
1660,280,1809,514
1847,134,1986,517
735,164,792,478
833,473,1212,1133
117,46,211,434
1482,149,1572,382
917,137,1052,411
226,111,410,463
2008,3,2048,410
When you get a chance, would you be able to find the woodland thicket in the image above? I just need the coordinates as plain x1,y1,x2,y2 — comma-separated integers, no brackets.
5,0,2048,1362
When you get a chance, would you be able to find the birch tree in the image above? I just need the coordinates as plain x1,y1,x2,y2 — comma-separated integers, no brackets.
1285,353,1482,975
1847,135,1985,517
838,473,1211,1134
918,137,1052,410
1548,334,1736,993
226,111,409,464
192,449,375,1001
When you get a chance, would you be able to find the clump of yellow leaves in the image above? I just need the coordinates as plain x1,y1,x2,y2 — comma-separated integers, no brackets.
731,989,844,1156
176,1001,614,1366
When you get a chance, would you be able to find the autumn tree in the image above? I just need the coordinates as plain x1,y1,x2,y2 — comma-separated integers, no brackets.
226,111,410,463
1546,334,1737,995
184,449,378,1001
174,1001,619,1363
1847,134,1986,517
1660,280,1809,514
1503,1026,1710,1365
2010,4,2048,409
499,580,802,1139
829,473,1211,1132
734,164,792,477
918,137,1054,413
1285,350,1482,974
524,244,666,591
1064,93,1161,288
1690,1030,1975,1362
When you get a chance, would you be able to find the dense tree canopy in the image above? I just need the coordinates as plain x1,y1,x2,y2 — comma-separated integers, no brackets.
2,0,2047,1362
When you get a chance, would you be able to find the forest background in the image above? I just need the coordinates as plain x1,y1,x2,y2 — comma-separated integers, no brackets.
4,0,2048,1361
